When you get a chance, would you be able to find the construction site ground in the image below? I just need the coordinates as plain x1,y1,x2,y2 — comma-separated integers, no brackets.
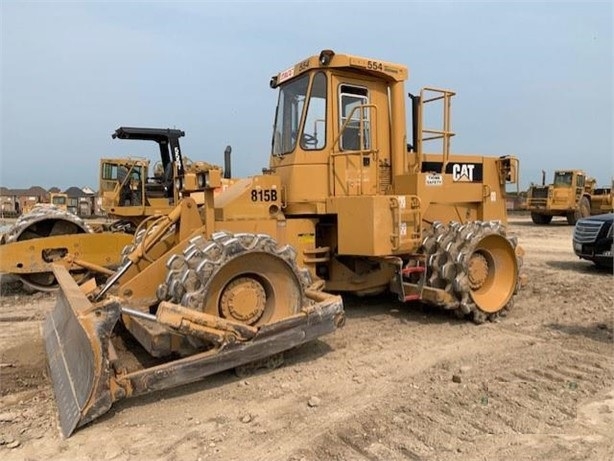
0,214,612,461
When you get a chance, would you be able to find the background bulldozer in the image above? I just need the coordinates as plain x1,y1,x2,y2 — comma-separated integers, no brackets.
44,49,523,437
99,127,235,231
525,169,606,225
0,127,233,291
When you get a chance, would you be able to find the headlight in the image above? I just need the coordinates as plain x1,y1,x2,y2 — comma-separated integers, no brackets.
607,223,613,238
175,177,182,190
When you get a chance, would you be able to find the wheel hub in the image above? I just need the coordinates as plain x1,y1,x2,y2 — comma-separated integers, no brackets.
468,252,489,290
220,277,266,324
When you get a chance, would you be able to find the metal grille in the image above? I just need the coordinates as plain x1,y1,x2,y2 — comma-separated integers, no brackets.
379,163,391,194
573,220,603,243
531,187,549,199
528,198,547,207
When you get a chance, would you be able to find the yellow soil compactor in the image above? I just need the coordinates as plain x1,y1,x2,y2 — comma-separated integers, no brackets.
44,49,523,437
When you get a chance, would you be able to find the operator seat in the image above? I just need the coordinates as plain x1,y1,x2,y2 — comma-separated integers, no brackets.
144,162,174,199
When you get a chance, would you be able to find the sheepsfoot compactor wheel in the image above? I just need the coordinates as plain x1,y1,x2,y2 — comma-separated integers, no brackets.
394,220,522,324
43,232,344,438
0,205,132,291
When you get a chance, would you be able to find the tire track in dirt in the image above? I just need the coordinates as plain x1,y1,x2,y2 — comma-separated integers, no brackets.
243,326,533,461
274,331,613,461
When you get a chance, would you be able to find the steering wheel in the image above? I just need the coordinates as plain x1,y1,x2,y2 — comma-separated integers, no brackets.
301,133,318,147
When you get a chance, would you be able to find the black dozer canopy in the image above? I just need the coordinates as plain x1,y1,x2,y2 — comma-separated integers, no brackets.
112,127,185,175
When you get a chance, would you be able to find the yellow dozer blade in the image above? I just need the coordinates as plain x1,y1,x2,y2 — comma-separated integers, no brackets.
44,264,344,438
43,266,121,436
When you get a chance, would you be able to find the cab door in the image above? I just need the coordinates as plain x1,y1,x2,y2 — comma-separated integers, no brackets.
330,74,391,197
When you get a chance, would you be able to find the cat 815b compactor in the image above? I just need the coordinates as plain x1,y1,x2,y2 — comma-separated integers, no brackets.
45,49,522,437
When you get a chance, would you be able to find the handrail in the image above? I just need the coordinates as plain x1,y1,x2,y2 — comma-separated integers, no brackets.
417,87,456,173
329,104,378,197
331,103,378,152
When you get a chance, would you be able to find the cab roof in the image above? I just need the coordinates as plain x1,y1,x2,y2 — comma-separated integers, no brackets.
270,50,408,88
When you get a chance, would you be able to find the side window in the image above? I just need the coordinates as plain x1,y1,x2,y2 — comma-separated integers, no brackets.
577,175,585,188
301,72,327,150
102,163,119,180
339,85,369,151
130,166,142,182
554,172,573,186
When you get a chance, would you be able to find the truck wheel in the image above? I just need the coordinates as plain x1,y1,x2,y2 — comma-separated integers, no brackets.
531,212,552,225
566,210,581,225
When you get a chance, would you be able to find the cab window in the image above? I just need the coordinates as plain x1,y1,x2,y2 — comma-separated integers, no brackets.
300,72,327,151
52,195,66,205
339,85,370,151
576,175,585,188
272,74,309,156
554,171,573,186
102,163,119,181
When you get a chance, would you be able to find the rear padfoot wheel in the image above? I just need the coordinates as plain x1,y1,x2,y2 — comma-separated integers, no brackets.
420,221,521,323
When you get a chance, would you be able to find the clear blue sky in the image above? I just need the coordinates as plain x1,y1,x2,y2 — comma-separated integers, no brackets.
1,1,612,191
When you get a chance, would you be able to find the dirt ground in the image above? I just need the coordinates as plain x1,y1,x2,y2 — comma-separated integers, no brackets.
0,214,612,461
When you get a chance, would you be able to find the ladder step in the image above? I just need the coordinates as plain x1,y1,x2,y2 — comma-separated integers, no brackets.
401,266,426,277
404,294,421,302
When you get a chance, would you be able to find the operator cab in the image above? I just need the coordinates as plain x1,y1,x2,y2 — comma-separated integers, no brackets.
268,50,408,207
271,73,370,156
554,171,576,187
100,158,148,207
112,127,186,200
99,127,188,222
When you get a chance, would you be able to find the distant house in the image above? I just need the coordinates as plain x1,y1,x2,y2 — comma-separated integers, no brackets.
0,186,49,216
0,185,100,217
0,187,16,216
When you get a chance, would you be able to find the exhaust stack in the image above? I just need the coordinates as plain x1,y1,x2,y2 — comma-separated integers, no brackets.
224,146,232,179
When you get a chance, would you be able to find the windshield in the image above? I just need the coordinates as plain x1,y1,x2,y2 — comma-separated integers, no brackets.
553,171,573,187
301,72,327,151
101,162,144,192
272,74,310,156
